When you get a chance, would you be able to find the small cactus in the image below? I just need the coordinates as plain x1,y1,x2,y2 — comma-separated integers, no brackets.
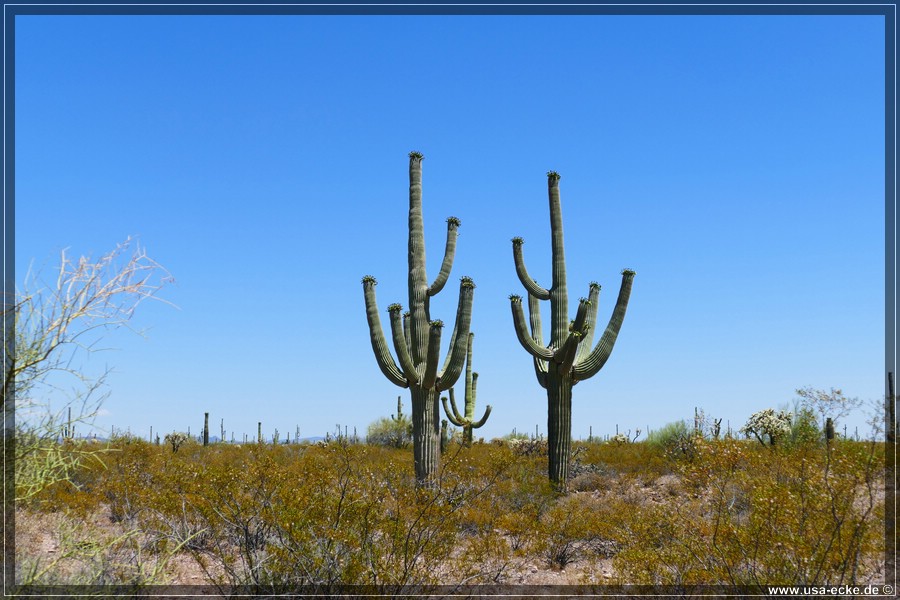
441,332,492,447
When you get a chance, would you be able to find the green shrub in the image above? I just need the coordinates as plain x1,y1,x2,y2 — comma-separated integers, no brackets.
24,427,885,589
645,420,691,449
789,406,822,446
366,416,413,449
608,438,884,586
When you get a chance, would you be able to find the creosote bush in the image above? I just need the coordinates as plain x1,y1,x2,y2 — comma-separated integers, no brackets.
606,437,884,587
23,431,885,590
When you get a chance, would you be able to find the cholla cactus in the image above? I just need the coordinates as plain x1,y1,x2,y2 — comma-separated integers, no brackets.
740,409,792,446
608,432,630,445
164,432,189,453
510,171,635,486
362,152,475,485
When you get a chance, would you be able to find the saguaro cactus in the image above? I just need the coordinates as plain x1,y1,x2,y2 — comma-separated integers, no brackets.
441,332,492,447
203,412,209,447
509,171,635,487
362,151,475,484
440,419,449,452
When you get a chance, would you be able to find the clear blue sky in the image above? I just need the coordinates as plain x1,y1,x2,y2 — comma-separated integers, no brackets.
15,14,886,441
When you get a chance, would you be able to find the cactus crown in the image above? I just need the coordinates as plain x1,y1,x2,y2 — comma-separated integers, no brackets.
589,281,600,290
402,311,410,318
622,268,636,276
460,276,476,289
430,319,445,328
447,216,461,227
546,170,561,181
569,322,591,334
409,150,424,160
362,275,377,285
511,236,524,245
387,303,403,313
509,294,523,302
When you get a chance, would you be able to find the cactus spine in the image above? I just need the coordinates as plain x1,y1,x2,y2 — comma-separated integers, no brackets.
510,171,635,487
362,152,475,485
441,332,492,447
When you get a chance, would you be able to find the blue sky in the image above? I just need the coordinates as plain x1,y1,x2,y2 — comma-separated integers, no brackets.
14,14,886,442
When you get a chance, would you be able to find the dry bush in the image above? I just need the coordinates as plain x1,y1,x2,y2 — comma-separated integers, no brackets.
606,438,885,587
21,433,886,590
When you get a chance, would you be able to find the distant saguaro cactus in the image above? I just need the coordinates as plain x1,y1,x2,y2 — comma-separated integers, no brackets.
392,396,404,422
442,332,492,447
440,419,449,452
510,171,635,487
203,412,209,447
362,152,475,485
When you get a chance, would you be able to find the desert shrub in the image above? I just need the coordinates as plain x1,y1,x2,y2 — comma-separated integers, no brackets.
157,441,518,592
741,408,793,446
31,428,884,589
572,441,671,480
645,420,703,462
16,509,182,589
608,438,884,587
99,439,166,524
505,437,548,457
163,432,191,453
366,416,413,449
499,429,530,442
789,406,823,446
646,420,691,449
608,433,630,445
18,437,111,515
533,493,606,569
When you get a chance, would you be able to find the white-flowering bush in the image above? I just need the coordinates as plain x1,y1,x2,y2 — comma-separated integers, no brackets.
608,433,630,445
740,409,792,446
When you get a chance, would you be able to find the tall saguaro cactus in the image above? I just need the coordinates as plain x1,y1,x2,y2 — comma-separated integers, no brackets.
442,332,492,446
363,152,475,484
509,171,635,487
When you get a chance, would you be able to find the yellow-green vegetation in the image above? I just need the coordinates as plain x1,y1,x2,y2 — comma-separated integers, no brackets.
19,435,885,592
